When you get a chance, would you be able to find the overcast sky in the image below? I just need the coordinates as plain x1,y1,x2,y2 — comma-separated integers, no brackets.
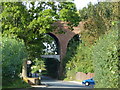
74,0,98,10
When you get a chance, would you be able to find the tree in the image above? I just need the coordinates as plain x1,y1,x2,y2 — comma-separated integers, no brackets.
58,2,80,30
1,2,80,79
64,2,119,81
1,2,80,59
79,2,119,45
31,58,45,73
1,36,27,86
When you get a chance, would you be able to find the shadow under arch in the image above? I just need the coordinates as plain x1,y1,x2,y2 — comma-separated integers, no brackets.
43,58,60,79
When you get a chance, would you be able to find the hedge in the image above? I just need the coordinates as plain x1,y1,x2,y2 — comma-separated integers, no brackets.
92,29,119,88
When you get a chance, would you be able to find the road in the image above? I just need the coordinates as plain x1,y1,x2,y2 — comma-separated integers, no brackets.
40,76,94,88
15,76,94,90
41,80,93,88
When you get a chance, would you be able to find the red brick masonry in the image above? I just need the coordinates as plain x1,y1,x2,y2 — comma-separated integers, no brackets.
76,72,94,81
50,21,85,77
52,21,84,60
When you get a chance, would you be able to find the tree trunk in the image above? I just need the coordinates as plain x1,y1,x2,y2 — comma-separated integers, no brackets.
22,60,27,78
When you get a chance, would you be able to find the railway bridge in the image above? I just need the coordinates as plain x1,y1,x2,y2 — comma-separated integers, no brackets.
41,21,84,77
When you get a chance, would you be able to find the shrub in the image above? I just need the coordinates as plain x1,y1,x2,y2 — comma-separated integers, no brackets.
92,29,119,88
65,68,76,80
1,36,27,86
2,77,31,88
65,42,94,80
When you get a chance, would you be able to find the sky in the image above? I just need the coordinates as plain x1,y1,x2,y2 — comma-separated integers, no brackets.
74,0,98,10
25,0,99,10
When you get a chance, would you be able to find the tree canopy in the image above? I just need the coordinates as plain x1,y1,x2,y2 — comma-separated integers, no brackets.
1,2,80,59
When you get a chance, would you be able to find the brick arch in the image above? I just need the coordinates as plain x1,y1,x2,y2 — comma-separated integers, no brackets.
51,21,84,60
41,21,84,77
50,21,84,77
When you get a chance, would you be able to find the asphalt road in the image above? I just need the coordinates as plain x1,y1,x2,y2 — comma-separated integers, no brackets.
14,76,94,90
40,76,94,88
41,80,93,88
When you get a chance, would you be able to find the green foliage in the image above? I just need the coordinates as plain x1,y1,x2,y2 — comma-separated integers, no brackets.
1,36,27,86
0,33,2,90
1,2,80,60
79,2,119,88
64,37,94,80
65,42,94,75
64,2,119,82
0,2,29,35
63,35,80,65
58,2,80,29
65,68,76,80
59,8,80,29
2,77,31,88
42,34,58,55
79,2,119,44
62,35,80,80
31,58,46,73
92,29,119,88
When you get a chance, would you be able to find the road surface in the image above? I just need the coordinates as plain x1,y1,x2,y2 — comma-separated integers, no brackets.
15,76,94,90
40,76,94,88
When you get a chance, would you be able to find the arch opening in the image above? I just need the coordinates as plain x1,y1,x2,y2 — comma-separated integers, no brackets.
41,33,60,79
42,33,60,55
67,34,81,57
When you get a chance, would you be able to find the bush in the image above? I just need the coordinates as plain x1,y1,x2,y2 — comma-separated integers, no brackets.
2,77,31,88
74,43,94,73
1,36,27,86
65,68,76,80
92,29,119,88
65,42,94,80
